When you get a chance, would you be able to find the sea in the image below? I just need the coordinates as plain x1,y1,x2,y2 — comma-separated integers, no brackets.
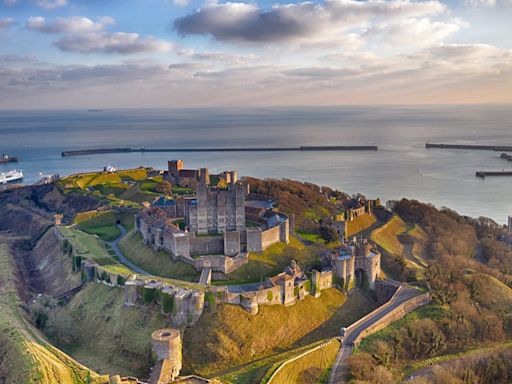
0,105,511,224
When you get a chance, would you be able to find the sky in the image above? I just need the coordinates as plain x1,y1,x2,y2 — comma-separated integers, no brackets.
0,0,511,108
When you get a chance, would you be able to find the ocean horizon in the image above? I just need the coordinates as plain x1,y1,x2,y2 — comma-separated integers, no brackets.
1,105,511,223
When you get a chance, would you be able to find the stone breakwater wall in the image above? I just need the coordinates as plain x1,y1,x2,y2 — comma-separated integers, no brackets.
351,291,431,347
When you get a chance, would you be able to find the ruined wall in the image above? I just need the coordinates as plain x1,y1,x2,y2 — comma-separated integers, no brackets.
261,225,281,250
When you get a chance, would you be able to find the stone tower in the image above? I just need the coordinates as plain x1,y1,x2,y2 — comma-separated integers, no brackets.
150,329,182,384
234,182,246,232
168,160,184,179
508,216,512,233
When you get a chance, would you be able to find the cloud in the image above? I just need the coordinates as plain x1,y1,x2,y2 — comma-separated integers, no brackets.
4,0,17,5
0,17,16,29
25,16,171,55
35,0,67,10
173,0,190,7
364,17,466,48
178,49,258,64
174,0,447,43
26,16,113,34
54,32,173,54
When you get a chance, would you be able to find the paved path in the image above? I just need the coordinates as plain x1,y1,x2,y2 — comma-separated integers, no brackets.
108,224,154,276
329,285,421,384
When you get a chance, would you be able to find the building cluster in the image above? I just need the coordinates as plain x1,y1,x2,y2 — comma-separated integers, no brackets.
136,160,290,275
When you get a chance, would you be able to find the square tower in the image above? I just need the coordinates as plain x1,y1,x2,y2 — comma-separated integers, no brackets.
168,160,184,178
508,216,512,233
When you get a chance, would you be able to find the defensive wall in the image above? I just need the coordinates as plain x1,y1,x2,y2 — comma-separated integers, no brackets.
351,289,431,347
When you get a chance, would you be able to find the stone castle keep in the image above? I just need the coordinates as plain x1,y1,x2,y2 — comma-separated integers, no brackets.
135,160,290,274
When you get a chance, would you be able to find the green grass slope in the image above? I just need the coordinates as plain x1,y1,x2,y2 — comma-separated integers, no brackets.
183,288,376,377
223,237,322,284
269,339,340,384
118,230,199,281
45,283,171,378
0,235,107,384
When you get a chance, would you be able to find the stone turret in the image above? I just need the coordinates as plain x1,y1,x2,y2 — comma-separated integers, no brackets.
150,329,182,384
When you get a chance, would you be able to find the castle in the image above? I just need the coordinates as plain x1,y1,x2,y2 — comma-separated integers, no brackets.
333,196,377,238
331,237,381,290
136,161,290,274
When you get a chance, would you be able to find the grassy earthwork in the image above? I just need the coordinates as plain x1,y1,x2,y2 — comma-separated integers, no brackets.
118,230,200,282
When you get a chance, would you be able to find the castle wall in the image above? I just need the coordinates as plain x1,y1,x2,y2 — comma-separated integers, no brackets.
246,228,263,252
188,234,224,256
261,225,281,249
224,231,240,256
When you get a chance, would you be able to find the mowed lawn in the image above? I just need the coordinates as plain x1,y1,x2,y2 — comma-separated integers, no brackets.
118,230,199,282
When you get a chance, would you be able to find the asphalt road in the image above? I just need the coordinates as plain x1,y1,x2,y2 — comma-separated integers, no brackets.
329,285,421,384
109,224,154,276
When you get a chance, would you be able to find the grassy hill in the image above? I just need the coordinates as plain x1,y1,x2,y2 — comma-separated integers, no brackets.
118,230,199,281
44,283,171,378
346,213,377,237
371,214,428,280
268,339,340,384
183,288,376,377
74,210,136,241
0,235,107,384
464,272,512,314
223,237,323,284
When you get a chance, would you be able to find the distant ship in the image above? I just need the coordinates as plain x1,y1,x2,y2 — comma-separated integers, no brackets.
0,154,18,163
0,169,23,184
104,164,117,173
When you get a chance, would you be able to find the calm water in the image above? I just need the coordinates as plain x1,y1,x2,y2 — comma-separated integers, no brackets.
0,106,511,223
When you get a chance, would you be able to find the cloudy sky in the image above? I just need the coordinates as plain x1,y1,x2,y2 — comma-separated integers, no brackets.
0,0,511,108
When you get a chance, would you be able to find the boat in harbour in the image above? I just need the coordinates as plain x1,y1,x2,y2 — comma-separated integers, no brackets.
0,169,23,184
0,154,18,163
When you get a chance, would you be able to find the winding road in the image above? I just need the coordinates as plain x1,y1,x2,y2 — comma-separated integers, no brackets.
329,285,422,384
108,224,154,276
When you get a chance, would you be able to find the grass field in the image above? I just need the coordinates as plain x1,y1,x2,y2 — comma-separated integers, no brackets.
222,237,322,284
74,210,136,241
371,214,407,256
0,235,107,384
118,230,199,281
371,215,428,280
345,213,377,237
61,168,148,189
296,229,325,244
464,272,512,314
183,288,376,377
268,339,340,384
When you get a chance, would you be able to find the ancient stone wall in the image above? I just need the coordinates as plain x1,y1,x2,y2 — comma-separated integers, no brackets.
188,234,224,256
223,231,240,256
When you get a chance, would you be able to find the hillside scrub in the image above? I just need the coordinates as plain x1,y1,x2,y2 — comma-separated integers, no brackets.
348,200,512,383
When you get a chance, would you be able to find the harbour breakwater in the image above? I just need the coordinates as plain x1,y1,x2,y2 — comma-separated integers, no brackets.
426,143,512,151
476,171,512,178
61,145,378,157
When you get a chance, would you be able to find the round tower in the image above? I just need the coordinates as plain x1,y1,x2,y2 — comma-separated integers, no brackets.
151,329,182,379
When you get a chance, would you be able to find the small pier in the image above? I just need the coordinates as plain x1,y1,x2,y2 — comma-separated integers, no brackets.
476,171,512,178
426,143,512,151
61,145,378,157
